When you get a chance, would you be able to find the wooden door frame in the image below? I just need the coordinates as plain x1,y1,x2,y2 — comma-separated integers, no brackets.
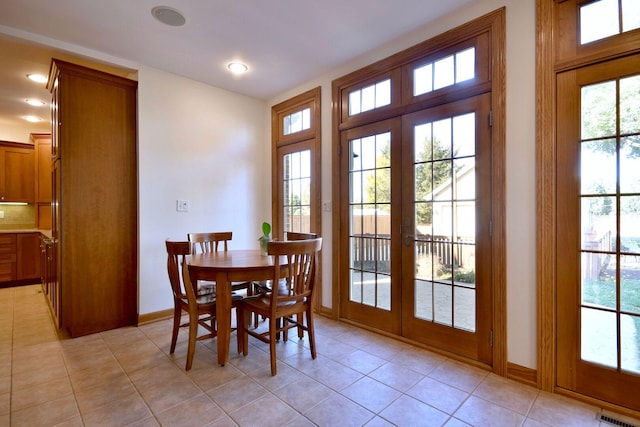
537,1,640,417
331,9,506,375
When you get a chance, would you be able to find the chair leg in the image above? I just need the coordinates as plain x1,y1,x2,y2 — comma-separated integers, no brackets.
170,305,181,354
186,313,198,371
235,308,243,354
269,316,278,376
306,309,317,360
241,307,250,356
297,312,304,340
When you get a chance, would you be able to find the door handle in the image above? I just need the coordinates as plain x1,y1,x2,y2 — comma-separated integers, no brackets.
402,219,413,246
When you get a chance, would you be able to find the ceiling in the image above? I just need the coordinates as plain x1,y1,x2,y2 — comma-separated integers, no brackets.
0,0,474,135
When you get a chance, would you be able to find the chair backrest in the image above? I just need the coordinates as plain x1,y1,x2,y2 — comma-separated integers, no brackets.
285,231,318,241
165,239,197,303
267,238,322,311
188,231,233,253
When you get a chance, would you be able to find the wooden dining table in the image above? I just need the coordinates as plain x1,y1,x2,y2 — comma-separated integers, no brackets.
186,249,281,366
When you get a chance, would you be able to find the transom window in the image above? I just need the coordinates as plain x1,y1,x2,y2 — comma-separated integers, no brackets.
414,47,476,96
580,0,640,44
348,79,391,116
283,107,311,135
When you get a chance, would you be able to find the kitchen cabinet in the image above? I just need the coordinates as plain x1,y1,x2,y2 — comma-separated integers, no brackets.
0,234,16,282
0,232,41,285
17,233,41,280
40,234,59,326
31,133,52,229
48,59,138,337
0,142,35,203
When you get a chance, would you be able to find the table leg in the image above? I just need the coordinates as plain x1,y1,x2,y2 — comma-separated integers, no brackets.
216,271,231,366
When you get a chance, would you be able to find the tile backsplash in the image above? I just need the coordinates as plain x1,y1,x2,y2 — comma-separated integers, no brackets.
0,205,35,229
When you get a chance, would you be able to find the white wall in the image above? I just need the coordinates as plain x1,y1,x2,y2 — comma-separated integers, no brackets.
0,120,49,143
137,66,268,314
267,0,537,369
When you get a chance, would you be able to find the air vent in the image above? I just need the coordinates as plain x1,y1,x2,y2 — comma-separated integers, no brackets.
151,6,186,27
598,413,638,427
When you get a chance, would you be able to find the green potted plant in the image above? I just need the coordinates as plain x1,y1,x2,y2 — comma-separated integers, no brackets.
258,221,271,254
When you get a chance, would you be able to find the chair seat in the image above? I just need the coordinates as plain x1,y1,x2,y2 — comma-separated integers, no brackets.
180,295,216,306
242,295,305,314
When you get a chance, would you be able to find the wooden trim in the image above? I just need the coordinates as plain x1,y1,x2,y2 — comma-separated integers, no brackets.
330,77,341,320
536,0,556,393
0,141,34,149
137,308,173,325
507,362,538,388
490,8,507,378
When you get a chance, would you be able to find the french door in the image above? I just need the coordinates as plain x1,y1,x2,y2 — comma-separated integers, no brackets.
556,53,640,411
340,93,493,362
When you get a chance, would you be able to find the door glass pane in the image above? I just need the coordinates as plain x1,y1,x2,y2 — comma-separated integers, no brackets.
434,282,452,326
453,113,475,157
620,75,640,134
434,56,454,90
349,132,392,310
454,286,475,331
622,0,640,32
581,197,617,251
581,81,616,139
620,137,640,194
415,279,433,321
283,149,311,233
581,139,617,195
621,255,640,314
412,112,476,332
580,0,619,44
414,64,433,96
582,252,617,310
456,48,475,83
621,314,640,374
581,307,617,367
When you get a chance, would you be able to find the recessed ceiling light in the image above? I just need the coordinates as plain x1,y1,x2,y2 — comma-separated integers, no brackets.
151,6,186,26
227,62,248,74
26,73,47,83
23,115,43,123
25,99,46,107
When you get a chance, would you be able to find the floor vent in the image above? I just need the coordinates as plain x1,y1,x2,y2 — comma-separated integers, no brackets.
599,413,638,427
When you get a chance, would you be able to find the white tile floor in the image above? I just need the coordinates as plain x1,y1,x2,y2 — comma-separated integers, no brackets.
1,284,640,427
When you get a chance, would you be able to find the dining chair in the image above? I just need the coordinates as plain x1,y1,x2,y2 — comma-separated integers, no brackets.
252,232,318,327
285,231,318,240
187,231,253,295
237,237,322,375
165,239,218,371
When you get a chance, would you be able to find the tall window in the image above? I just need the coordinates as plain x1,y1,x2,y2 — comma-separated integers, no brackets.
271,87,321,240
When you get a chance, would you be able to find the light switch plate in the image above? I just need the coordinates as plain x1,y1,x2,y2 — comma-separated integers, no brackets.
0,211,4,219
176,200,190,212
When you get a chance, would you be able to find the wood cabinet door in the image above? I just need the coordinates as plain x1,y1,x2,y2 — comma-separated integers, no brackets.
32,133,52,203
17,233,41,280
0,234,17,282
0,146,35,203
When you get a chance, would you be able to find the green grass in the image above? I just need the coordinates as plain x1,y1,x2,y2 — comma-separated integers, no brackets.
582,278,640,313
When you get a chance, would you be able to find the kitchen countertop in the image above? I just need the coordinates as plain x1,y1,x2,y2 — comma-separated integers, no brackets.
0,229,52,238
